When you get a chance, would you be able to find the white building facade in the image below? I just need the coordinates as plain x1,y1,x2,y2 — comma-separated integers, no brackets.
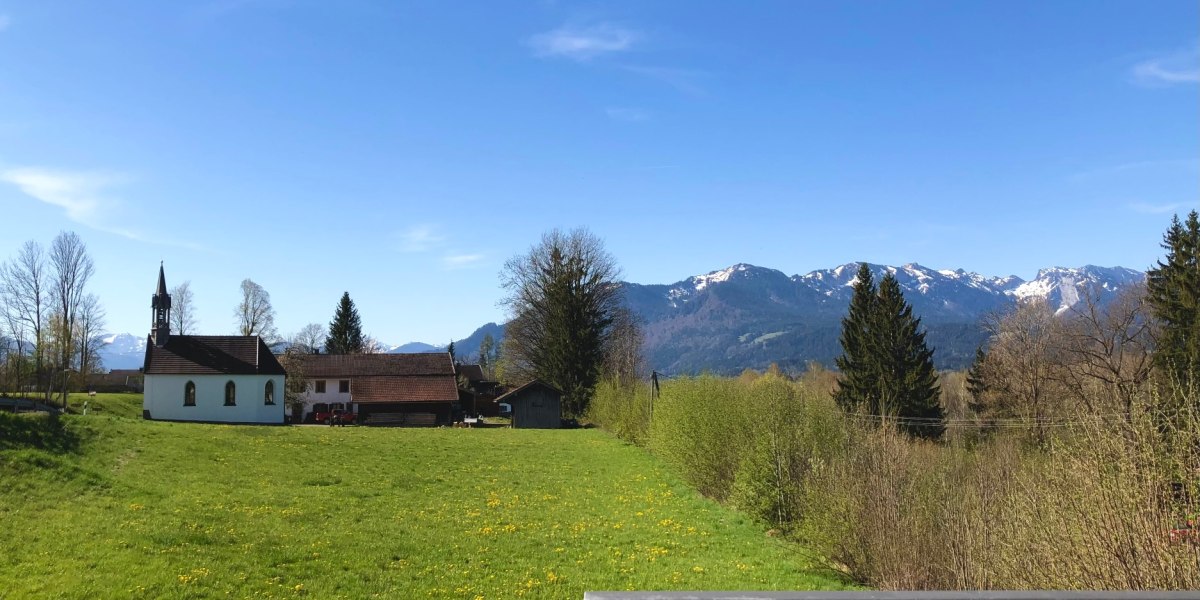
144,373,285,424
141,265,287,425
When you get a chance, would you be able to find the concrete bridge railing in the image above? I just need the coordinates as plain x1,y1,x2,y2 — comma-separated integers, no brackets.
584,593,1200,600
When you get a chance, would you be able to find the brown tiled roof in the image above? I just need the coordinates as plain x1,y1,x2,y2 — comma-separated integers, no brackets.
290,353,453,378
352,376,459,403
455,364,485,382
143,335,286,376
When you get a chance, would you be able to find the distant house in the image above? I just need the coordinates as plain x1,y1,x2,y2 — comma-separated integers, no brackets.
291,353,459,426
496,380,562,429
142,265,287,424
455,363,503,416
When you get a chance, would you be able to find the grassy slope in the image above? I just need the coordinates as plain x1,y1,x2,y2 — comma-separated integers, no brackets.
1,395,847,599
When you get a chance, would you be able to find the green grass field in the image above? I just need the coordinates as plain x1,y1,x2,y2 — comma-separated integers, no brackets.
1,394,848,599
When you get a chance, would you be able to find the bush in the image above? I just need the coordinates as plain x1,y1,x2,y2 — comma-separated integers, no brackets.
591,367,1200,589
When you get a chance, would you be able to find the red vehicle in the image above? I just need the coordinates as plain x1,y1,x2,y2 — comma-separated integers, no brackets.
312,402,357,425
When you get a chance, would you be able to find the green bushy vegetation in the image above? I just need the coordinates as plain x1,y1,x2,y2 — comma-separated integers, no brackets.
0,400,849,598
589,372,1200,589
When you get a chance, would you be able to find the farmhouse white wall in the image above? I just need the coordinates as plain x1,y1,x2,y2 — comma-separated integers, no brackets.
144,374,285,424
297,378,352,418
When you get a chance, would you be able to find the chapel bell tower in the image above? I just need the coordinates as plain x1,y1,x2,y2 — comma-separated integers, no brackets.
151,262,171,347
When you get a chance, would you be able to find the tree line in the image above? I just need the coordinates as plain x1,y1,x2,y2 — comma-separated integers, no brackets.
822,210,1200,444
957,210,1200,445
0,232,101,407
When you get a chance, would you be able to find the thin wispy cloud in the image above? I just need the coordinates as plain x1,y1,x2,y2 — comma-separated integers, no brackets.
1,167,143,239
398,224,445,252
621,65,709,95
605,107,651,122
2,166,210,250
1131,43,1200,86
0,15,11,31
442,254,485,269
1129,202,1188,215
1068,158,1200,181
528,23,638,61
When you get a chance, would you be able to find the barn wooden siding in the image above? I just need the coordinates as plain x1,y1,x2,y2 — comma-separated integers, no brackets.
507,382,562,429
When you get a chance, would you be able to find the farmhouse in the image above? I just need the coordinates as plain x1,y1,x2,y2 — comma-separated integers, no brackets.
495,379,563,429
291,352,458,426
142,265,286,424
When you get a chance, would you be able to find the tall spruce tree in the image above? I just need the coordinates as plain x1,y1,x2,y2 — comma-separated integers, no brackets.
1146,210,1200,391
872,273,944,439
500,229,623,417
834,264,944,439
834,263,879,412
324,292,365,355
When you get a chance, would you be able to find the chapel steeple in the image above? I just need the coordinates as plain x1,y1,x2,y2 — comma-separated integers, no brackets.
151,262,172,347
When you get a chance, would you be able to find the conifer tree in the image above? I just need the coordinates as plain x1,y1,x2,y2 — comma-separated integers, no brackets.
1146,210,1200,391
324,292,365,355
871,273,944,439
834,263,878,412
965,345,989,412
500,229,623,417
835,264,944,439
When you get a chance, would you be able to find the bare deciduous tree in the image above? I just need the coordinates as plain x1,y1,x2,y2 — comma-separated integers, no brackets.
276,349,311,423
170,281,197,335
979,299,1062,446
289,323,326,354
74,294,106,391
235,279,278,341
603,307,645,387
361,335,387,354
49,232,95,406
1,241,49,395
1054,285,1154,419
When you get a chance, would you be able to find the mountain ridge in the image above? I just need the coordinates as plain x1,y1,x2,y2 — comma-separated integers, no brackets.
96,262,1144,374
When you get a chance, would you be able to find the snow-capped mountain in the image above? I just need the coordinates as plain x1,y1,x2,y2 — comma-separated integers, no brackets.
97,333,147,370
93,263,1143,376
1010,265,1144,314
624,262,1145,373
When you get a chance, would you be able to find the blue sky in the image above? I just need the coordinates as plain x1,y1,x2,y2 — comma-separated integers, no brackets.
1,0,1197,346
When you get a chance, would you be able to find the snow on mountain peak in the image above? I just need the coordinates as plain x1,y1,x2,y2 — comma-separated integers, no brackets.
692,263,750,291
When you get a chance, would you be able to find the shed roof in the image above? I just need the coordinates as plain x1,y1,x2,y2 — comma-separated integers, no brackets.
352,376,459,403
143,335,286,376
495,379,563,404
291,353,453,378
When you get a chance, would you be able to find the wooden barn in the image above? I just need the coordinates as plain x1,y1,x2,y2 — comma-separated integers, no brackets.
495,380,563,429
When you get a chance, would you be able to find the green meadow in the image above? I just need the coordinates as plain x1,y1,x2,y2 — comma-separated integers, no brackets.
0,394,847,599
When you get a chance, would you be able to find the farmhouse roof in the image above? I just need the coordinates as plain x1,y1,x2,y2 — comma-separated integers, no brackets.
291,352,454,378
352,376,460,403
143,335,286,376
455,363,485,382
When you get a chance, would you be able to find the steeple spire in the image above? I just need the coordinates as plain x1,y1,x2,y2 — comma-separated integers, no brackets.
151,262,172,347
156,261,168,296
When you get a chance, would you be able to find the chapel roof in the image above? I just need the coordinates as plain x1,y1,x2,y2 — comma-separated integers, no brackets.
143,335,286,376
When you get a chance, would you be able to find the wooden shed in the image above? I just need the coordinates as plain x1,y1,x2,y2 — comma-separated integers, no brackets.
496,380,563,429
